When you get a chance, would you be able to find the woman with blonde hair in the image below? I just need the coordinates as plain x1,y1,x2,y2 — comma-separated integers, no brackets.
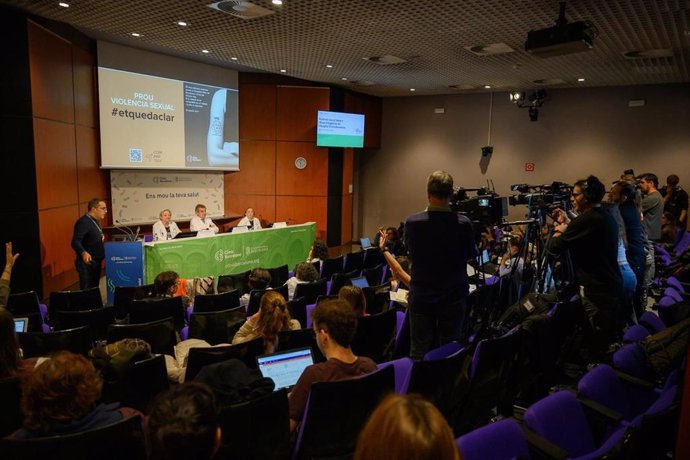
152,209,181,241
354,394,460,460
232,291,300,353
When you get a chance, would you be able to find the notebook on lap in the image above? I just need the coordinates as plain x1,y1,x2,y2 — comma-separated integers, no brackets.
256,347,314,391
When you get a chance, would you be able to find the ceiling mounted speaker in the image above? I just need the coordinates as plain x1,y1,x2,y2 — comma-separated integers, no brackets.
208,1,275,20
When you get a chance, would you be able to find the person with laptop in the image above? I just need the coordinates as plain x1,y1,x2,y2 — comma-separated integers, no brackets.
288,298,377,433
190,204,219,234
237,207,262,231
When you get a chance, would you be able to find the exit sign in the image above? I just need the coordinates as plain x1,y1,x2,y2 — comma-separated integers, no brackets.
525,162,535,172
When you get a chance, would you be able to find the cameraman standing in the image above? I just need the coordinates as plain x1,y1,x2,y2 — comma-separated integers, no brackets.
547,176,623,360
661,174,688,229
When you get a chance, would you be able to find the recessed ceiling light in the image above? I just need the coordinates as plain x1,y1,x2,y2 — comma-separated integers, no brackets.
131,32,142,37
577,77,585,82
58,2,69,7
341,77,348,81
202,49,210,54
272,0,283,4
176,21,188,27
231,57,238,61
410,88,416,92
280,69,287,73
484,85,492,89
326,64,333,68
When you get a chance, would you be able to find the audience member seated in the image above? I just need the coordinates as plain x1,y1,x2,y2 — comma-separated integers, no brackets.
286,262,319,300
353,394,459,460
154,270,190,308
240,268,272,308
10,351,140,439
338,285,367,317
152,209,181,241
289,298,377,432
1,241,20,309
307,240,329,265
379,229,412,291
0,309,32,378
231,291,300,353
147,382,221,460
497,236,525,277
381,227,406,255
661,211,679,249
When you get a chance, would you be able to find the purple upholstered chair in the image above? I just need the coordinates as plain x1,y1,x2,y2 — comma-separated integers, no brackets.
622,324,650,343
524,390,629,460
613,343,650,380
377,357,413,394
638,311,666,334
424,341,464,361
456,418,530,460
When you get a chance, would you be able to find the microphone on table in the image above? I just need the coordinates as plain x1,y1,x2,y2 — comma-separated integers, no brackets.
114,220,136,241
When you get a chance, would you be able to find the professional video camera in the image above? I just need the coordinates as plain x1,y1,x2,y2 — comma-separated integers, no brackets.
450,186,508,226
508,181,573,220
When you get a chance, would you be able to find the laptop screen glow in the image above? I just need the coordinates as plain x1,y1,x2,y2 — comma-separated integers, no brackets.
257,347,314,390
14,318,28,333
351,276,369,289
360,237,372,249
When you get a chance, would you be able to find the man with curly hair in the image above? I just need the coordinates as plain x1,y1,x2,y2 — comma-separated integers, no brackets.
11,351,140,439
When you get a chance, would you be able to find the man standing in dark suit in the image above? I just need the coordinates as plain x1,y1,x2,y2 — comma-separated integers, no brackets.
71,198,107,289
404,171,477,360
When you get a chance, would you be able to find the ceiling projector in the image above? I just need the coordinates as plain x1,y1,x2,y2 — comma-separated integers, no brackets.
525,2,595,58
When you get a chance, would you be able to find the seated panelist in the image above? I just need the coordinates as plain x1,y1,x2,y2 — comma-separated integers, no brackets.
152,209,181,241
237,207,261,231
190,204,219,234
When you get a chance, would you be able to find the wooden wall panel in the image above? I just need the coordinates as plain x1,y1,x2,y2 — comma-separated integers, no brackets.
73,46,96,128
344,91,382,149
76,125,107,202
239,84,276,140
225,140,276,195
276,142,328,196
225,194,276,228
341,194,353,245
28,22,74,124
276,196,328,240
276,86,329,142
34,118,78,210
342,148,354,196
39,205,80,294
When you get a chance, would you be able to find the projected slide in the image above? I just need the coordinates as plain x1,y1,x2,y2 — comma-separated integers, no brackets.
98,68,239,171
316,111,365,148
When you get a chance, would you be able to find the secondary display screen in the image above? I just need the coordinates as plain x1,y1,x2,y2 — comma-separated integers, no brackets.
98,67,239,171
316,110,365,148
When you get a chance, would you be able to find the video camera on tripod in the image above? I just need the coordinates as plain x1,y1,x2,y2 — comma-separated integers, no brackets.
450,185,508,226
508,181,573,220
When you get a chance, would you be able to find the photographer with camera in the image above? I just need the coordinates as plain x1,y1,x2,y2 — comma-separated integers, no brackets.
547,175,623,360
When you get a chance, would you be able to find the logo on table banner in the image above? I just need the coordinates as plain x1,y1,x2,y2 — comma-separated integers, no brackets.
214,249,242,262
245,245,269,256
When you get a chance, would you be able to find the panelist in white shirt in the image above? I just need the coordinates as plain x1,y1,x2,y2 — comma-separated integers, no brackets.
152,209,181,241
237,207,262,231
189,204,219,234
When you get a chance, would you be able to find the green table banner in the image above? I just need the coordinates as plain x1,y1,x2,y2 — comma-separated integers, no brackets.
144,223,316,282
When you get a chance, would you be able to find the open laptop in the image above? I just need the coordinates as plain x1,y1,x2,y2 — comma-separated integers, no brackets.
256,347,314,391
231,225,249,234
14,317,28,333
350,276,370,289
360,237,373,250
174,231,198,239
272,221,287,229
